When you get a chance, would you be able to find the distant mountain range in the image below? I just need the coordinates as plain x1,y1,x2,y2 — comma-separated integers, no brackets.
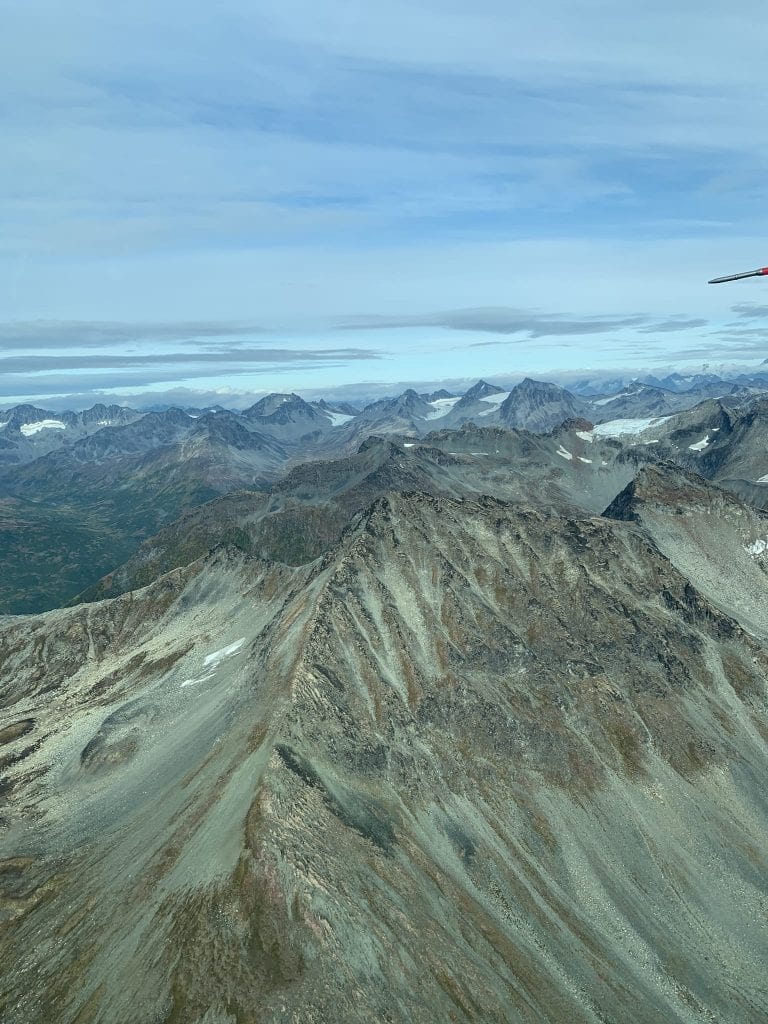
2,376,768,613
1,373,763,469
556,366,768,396
0,402,142,464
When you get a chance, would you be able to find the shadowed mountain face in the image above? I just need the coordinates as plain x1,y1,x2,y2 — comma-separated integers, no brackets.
240,393,332,442
585,382,748,421
0,413,292,615
498,378,587,431
1,491,767,1023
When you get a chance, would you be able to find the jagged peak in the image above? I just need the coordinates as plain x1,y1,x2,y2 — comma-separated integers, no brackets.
1,403,75,428
421,388,455,402
242,392,311,418
357,434,393,453
554,417,595,434
462,379,504,401
512,376,573,395
148,407,193,425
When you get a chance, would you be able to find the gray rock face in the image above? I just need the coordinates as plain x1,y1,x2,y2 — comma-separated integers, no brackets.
499,377,587,431
605,462,768,639
1,489,768,1024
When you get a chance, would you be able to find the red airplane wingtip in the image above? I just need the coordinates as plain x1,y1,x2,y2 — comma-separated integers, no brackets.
708,267,768,284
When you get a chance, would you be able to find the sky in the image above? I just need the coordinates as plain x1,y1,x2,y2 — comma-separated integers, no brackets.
3,0,768,408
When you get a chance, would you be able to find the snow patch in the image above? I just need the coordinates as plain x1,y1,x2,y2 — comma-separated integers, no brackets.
403,442,415,448
688,435,710,452
20,419,66,436
593,394,622,406
576,430,593,442
592,416,670,437
478,391,510,406
181,672,215,689
556,445,573,461
744,538,768,557
477,392,510,416
424,396,461,420
756,475,768,485
203,638,246,668
578,456,592,464
324,411,354,426
593,387,644,406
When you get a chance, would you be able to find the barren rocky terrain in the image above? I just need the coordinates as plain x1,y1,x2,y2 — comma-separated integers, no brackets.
1,479,767,1022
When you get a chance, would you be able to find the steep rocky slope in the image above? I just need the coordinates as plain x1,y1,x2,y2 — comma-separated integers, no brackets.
605,463,768,639
2,492,767,1023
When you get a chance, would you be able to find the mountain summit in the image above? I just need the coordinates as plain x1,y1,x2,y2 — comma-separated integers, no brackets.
461,379,505,402
499,377,586,431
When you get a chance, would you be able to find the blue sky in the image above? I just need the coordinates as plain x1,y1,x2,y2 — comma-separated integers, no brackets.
3,0,768,407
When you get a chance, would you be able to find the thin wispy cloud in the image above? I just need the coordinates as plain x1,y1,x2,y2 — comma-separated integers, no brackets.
339,308,717,340
730,304,768,320
0,348,380,374
0,362,367,400
0,320,270,348
0,317,385,402
339,308,653,337
716,328,768,338
637,318,708,334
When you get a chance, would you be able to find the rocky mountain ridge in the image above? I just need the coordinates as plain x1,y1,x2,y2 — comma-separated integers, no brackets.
1,484,767,1022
